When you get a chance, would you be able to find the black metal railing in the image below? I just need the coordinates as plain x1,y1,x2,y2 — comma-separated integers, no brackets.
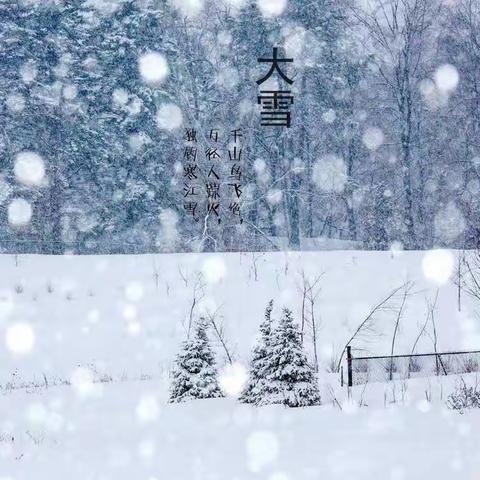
345,346,480,386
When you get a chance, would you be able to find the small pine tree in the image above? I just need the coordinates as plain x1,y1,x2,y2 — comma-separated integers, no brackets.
239,300,275,404
264,308,321,407
169,319,223,403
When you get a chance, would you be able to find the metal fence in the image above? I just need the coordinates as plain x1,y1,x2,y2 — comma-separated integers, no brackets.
345,346,480,386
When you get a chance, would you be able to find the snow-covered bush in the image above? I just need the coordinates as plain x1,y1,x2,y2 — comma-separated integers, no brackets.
385,359,399,376
266,308,321,407
353,359,369,373
446,378,480,413
169,319,223,403
239,300,275,404
408,357,422,375
241,304,321,408
460,356,479,374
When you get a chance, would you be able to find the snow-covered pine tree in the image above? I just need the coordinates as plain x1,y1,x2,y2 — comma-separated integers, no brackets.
265,308,321,408
169,319,223,403
239,299,275,404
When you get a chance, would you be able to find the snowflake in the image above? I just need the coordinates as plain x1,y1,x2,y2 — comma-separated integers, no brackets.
8,198,32,226
6,323,35,354
156,104,183,131
138,52,169,85
14,151,46,187
434,64,459,92
257,0,287,18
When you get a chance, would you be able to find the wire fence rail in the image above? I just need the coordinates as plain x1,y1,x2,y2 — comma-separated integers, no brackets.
345,346,480,386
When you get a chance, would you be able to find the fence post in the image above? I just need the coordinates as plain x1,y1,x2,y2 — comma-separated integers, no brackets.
436,353,448,375
347,345,353,387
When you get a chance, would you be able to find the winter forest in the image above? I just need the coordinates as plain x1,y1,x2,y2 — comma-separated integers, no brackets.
2,0,480,253
2,1,480,479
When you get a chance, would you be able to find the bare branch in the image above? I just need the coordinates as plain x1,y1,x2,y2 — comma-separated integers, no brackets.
205,307,234,365
337,282,410,372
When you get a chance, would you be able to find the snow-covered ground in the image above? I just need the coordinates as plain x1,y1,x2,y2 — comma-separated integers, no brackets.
1,374,480,479
1,250,479,478
1,250,477,387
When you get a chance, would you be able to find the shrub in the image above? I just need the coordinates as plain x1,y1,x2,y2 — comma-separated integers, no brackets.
460,357,479,374
408,357,422,374
169,319,223,403
353,359,369,373
446,378,480,413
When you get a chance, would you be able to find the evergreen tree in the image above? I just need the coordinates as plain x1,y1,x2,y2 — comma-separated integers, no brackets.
239,299,274,404
169,319,223,403
2,0,475,253
263,308,321,408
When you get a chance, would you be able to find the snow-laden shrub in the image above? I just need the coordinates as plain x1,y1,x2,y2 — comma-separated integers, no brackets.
353,359,369,374
239,300,275,405
240,304,321,408
408,357,422,374
169,319,223,403
460,357,479,374
266,308,321,407
446,378,480,413
385,359,399,375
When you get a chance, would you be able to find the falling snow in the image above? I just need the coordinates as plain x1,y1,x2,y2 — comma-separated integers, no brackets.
5,323,35,354
156,104,183,131
138,52,170,85
1,3,480,479
434,64,459,93
256,0,287,18
8,198,32,227
312,155,347,193
362,127,384,151
219,363,248,396
6,93,26,113
14,151,46,187
434,202,466,243
202,256,227,284
421,249,454,286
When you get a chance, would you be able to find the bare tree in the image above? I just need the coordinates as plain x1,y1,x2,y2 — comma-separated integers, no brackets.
410,306,430,355
336,282,410,372
389,281,415,379
307,278,322,373
152,256,160,290
444,1,480,244
459,250,480,303
185,272,206,338
429,291,439,355
423,289,446,374
205,308,234,365
454,251,465,312
300,274,307,343
353,0,440,247
178,266,189,287
297,270,324,372
249,253,265,282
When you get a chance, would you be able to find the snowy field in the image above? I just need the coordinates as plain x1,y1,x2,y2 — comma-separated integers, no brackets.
1,375,480,479
1,250,480,478
1,249,477,386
